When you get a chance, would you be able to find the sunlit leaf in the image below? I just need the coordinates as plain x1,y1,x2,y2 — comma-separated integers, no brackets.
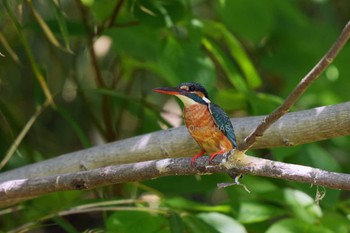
237,201,285,223
198,212,247,233
202,37,247,91
165,197,230,213
284,188,322,223
203,20,262,89
266,218,334,233
182,213,219,233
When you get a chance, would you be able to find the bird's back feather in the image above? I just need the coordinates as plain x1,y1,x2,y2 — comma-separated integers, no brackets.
208,103,237,148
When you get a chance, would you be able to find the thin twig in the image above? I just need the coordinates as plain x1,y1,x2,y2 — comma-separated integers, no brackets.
75,0,106,88
96,0,125,34
107,0,125,28
0,100,50,170
238,21,350,151
75,0,116,141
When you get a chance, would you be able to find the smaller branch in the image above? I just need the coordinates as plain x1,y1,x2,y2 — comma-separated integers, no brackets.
76,0,116,141
107,0,125,28
1,153,350,207
96,0,126,34
75,0,106,88
1,100,50,170
238,21,350,151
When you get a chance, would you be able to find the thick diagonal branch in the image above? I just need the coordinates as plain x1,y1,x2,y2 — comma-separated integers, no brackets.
238,21,350,151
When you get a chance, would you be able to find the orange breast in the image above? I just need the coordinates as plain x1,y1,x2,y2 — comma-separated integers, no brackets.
183,104,233,154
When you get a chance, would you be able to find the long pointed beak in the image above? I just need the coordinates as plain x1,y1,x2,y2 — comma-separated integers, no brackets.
153,87,182,96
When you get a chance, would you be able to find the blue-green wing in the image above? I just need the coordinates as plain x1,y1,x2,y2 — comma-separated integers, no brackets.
208,103,237,148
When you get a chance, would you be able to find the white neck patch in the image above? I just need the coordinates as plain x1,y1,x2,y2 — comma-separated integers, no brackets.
202,96,211,104
176,95,197,107
175,94,211,107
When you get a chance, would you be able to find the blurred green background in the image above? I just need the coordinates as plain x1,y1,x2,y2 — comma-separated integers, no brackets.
1,0,350,232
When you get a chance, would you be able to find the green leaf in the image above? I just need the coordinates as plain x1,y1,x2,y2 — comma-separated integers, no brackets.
197,212,247,233
214,88,246,111
49,0,73,53
284,188,322,223
132,0,185,28
246,91,284,115
28,1,69,52
169,211,184,233
159,35,216,86
182,213,219,233
217,0,274,43
143,174,234,197
56,105,91,148
165,197,230,213
52,216,79,233
321,212,350,233
266,218,334,233
91,0,118,23
203,20,262,89
106,25,161,60
202,37,247,91
237,201,285,223
301,144,341,172
106,211,167,233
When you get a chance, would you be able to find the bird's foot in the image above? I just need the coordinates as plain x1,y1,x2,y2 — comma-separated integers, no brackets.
208,148,226,165
191,150,206,168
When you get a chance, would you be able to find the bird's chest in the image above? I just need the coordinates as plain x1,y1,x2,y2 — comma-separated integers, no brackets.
183,104,230,153
183,104,215,133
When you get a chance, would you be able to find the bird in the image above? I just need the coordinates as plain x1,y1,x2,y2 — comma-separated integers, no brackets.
153,82,237,167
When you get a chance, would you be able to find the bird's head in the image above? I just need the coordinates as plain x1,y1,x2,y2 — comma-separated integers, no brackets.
153,82,211,107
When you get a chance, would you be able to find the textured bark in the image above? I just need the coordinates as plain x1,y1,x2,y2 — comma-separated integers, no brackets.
0,102,349,184
1,153,350,207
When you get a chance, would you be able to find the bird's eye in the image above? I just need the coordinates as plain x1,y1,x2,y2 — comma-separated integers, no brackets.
189,85,195,91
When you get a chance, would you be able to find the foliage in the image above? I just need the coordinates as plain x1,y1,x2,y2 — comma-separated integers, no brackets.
0,0,350,232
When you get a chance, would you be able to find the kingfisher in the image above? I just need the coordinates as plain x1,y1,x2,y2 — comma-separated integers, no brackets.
153,82,237,167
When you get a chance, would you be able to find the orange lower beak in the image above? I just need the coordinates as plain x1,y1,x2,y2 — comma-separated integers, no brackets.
153,87,182,96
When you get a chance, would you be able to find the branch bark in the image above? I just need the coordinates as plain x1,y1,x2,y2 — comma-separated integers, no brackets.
1,152,350,207
0,102,349,184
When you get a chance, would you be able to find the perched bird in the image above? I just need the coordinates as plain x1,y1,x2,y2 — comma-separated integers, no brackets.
153,82,237,166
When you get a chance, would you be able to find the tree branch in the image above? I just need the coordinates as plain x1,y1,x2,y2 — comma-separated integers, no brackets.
0,102,349,184
238,21,350,151
1,152,350,207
